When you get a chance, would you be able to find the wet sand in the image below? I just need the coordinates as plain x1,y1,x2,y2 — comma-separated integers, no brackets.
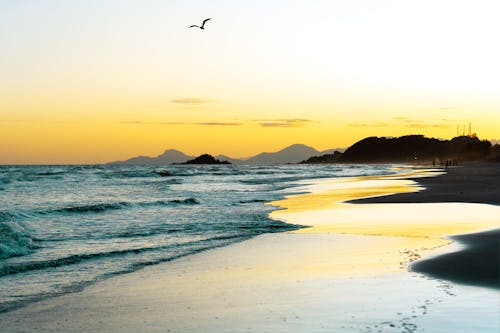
351,163,500,205
1,232,498,333
1,166,499,332
351,163,500,289
413,229,500,289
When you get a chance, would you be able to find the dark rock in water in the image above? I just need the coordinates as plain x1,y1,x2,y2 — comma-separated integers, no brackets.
180,154,231,165
300,151,343,164
155,170,173,177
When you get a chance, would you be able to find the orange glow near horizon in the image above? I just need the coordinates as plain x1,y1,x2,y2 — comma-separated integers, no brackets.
1,1,499,164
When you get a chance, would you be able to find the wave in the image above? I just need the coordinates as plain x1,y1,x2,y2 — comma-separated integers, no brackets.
49,198,200,214
159,178,184,185
108,169,239,179
239,174,329,185
0,177,12,185
0,246,162,276
0,235,247,314
0,211,35,222
67,198,198,213
0,221,35,259
53,202,133,213
112,170,158,178
0,235,243,277
0,199,200,221
239,199,268,204
168,198,198,205
0,215,301,276
32,171,67,176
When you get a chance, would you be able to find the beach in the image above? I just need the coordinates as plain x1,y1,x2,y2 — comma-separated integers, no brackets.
351,163,500,289
1,163,499,332
351,163,500,205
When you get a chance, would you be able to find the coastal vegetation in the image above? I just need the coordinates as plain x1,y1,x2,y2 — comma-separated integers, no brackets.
339,135,492,163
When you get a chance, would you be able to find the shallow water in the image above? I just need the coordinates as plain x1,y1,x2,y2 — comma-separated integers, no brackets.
0,163,396,312
270,173,500,238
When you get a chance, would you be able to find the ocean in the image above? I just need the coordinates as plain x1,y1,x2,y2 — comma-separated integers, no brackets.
0,164,396,313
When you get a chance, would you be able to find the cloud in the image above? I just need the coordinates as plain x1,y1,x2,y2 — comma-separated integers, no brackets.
434,118,455,122
120,121,242,126
120,121,148,124
0,119,29,123
170,98,214,104
439,106,459,110
393,117,411,122
348,122,388,127
405,123,449,129
196,122,243,126
0,119,77,124
392,117,450,129
348,118,451,129
258,119,314,128
120,121,187,125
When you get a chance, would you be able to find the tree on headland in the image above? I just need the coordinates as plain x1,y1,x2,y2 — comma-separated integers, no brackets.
339,135,492,163
300,151,343,164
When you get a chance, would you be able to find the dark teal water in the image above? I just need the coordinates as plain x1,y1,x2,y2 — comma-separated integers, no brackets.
0,164,395,312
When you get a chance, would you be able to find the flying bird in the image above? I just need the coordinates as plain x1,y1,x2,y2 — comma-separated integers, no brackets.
189,18,211,30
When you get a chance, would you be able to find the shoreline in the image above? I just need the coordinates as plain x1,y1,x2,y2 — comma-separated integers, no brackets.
0,164,499,332
350,162,500,205
413,229,500,289
350,162,500,289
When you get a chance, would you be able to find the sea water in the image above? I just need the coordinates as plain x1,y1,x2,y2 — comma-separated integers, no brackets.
0,164,395,312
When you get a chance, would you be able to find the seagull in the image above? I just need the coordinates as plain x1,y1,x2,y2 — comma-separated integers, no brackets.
189,18,211,30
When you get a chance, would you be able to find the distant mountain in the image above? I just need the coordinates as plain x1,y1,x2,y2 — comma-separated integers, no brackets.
108,149,194,165
321,148,346,155
245,144,320,165
107,144,343,165
340,135,492,163
215,154,244,164
180,154,231,165
490,139,500,146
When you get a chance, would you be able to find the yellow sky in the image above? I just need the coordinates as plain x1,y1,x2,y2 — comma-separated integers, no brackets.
1,0,499,164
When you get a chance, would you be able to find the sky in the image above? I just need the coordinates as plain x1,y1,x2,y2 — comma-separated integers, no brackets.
1,0,499,164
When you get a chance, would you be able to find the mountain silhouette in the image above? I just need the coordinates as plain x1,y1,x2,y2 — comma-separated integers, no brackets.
340,135,492,163
320,148,346,155
214,154,243,164
106,137,497,165
106,144,341,165
244,144,320,165
108,149,194,165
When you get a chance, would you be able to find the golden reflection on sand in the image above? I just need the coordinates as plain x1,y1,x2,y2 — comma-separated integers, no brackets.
268,169,500,275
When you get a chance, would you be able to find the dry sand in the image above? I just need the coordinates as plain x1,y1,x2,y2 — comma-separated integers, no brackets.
1,165,499,332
